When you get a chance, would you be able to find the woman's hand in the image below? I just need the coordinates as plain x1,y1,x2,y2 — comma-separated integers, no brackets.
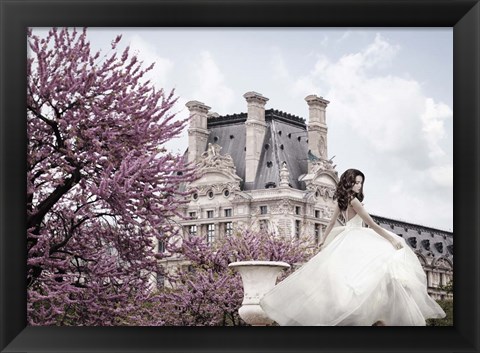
390,237,403,250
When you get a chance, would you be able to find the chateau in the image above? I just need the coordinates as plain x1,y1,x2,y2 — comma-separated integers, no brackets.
166,91,453,300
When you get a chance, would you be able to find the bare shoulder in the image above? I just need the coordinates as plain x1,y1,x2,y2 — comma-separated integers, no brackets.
350,198,362,207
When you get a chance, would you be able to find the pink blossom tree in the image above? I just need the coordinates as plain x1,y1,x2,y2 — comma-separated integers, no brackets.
27,28,195,325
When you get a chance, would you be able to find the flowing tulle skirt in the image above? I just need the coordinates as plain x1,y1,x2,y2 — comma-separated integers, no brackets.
260,220,446,326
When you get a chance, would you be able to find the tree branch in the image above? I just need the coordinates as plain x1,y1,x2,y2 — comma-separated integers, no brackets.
28,167,82,230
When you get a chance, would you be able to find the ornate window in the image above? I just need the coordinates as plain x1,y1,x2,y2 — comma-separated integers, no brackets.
224,209,232,217
158,240,166,253
225,222,233,236
189,212,197,219
421,239,430,250
259,219,267,231
434,242,444,253
188,224,197,237
156,268,165,289
260,205,268,215
295,220,301,239
315,210,320,218
295,206,301,215
207,224,215,244
408,237,417,248
314,224,321,244
207,210,214,218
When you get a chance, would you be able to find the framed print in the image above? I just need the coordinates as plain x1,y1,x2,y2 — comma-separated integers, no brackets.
1,0,479,352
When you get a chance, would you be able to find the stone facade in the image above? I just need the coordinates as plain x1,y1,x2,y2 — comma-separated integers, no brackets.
372,216,453,300
164,91,453,300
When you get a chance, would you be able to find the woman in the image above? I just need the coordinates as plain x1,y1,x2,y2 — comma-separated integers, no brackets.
260,169,446,326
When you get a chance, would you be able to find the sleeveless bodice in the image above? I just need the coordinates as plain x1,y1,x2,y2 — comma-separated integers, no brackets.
345,213,363,228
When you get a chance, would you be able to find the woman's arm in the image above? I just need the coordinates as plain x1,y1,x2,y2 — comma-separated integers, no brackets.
318,206,340,249
323,206,340,239
350,198,403,250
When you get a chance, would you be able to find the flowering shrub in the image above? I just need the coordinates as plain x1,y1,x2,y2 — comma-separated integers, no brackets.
143,230,316,326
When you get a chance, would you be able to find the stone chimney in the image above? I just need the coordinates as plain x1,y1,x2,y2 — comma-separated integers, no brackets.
186,100,211,163
305,95,330,171
243,91,269,184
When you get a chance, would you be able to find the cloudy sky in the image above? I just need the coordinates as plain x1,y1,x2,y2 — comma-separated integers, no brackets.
34,28,453,231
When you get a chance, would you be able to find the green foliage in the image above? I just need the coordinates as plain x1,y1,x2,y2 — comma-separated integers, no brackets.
438,279,453,294
426,299,453,326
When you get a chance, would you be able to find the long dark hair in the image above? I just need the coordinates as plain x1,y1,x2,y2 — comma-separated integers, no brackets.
333,169,365,211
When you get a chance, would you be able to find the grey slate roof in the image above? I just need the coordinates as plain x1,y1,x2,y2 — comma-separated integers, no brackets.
206,109,309,191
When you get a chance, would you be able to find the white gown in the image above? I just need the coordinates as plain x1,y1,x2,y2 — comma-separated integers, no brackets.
259,213,446,326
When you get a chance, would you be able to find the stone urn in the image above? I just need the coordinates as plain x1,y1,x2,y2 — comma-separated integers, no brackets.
228,260,290,326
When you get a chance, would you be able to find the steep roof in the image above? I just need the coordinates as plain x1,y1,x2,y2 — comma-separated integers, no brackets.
206,109,309,191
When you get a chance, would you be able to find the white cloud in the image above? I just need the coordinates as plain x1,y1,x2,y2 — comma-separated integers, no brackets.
128,34,174,90
320,34,329,47
270,48,290,80
190,51,234,114
294,34,451,166
290,32,452,229
427,164,453,188
337,31,352,43
362,33,400,69
292,76,318,98
163,96,190,155
421,98,452,159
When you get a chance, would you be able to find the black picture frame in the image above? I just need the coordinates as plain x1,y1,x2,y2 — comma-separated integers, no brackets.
1,0,478,352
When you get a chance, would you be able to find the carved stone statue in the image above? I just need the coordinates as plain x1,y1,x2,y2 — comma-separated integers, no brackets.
279,162,290,187
199,143,236,172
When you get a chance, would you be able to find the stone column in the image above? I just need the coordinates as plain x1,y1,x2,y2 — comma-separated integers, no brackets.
186,100,211,163
305,95,330,172
244,92,269,185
